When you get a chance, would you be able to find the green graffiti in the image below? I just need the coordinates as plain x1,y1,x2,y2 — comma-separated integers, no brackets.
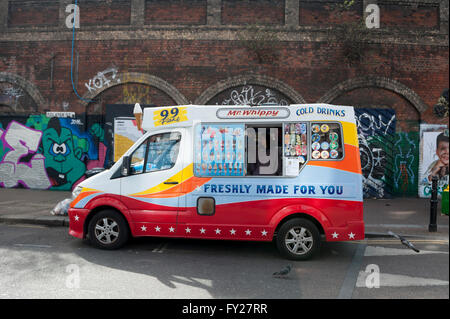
392,132,419,196
25,115,51,131
89,123,104,142
72,135,89,154
41,118,87,191
0,123,5,159
1,115,107,191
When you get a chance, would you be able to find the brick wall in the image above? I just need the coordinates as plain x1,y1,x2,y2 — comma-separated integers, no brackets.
79,0,131,26
1,37,447,124
378,1,440,30
221,0,285,25
299,1,362,26
7,0,59,27
0,0,448,194
145,0,207,25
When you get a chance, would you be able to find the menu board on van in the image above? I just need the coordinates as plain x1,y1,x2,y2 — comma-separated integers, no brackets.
194,123,245,177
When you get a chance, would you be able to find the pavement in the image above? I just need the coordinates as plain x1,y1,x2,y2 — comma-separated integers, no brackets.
0,188,448,240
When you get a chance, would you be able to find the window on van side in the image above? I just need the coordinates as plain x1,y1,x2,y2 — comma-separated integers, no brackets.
194,124,245,177
310,122,344,160
130,132,181,175
283,122,309,173
194,123,284,177
246,125,282,176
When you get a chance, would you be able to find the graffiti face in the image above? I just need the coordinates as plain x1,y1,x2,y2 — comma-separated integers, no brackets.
41,118,86,190
1,115,107,191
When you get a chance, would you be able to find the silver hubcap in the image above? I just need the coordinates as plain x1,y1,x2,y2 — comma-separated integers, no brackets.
95,218,119,244
285,226,313,255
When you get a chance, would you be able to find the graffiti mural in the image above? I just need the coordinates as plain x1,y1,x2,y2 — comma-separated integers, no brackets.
84,66,120,95
1,108,424,199
392,132,419,196
208,85,292,106
0,121,50,189
355,108,396,198
0,114,107,191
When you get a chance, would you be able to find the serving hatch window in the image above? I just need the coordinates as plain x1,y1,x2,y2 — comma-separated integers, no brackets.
193,123,282,177
194,124,245,177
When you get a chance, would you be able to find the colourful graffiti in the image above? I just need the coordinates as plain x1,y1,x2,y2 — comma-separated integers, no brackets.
0,115,106,191
0,121,50,189
1,109,423,198
392,132,419,196
355,108,396,198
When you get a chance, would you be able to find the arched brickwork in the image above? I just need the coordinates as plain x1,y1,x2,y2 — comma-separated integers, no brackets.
80,72,189,106
195,74,306,105
0,72,45,111
317,76,428,114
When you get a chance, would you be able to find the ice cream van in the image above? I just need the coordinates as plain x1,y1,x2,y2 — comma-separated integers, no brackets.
69,104,364,260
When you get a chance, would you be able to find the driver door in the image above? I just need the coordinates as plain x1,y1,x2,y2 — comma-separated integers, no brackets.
120,129,185,237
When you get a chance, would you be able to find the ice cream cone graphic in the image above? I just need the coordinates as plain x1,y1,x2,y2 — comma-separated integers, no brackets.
133,103,143,131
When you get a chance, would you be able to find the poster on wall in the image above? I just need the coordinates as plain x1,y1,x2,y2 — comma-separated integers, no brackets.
418,124,449,198
114,117,143,162
194,123,245,177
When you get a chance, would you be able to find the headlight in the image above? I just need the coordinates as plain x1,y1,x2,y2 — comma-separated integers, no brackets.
72,186,83,200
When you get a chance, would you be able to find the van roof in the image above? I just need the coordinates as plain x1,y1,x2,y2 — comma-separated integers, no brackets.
142,104,356,131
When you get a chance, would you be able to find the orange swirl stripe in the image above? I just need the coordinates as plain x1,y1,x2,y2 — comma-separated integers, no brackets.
308,143,362,175
132,175,211,198
70,190,101,208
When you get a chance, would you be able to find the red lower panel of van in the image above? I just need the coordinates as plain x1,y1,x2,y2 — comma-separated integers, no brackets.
68,196,364,241
121,196,364,242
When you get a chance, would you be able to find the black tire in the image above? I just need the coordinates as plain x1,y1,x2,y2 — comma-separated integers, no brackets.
276,218,321,260
88,210,129,250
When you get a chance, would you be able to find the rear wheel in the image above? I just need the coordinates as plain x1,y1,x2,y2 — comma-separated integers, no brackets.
276,218,321,260
88,210,129,250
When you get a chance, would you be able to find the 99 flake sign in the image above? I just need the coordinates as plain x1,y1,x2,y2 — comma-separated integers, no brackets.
153,107,188,127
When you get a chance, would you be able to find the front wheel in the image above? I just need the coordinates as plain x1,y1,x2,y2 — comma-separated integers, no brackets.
276,218,321,260
88,210,129,250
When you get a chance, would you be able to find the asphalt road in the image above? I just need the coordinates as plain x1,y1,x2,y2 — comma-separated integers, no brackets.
0,223,448,299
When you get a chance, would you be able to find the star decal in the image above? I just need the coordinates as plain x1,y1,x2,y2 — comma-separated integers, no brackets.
74,215,79,221
138,225,277,238
332,232,339,239
348,232,355,239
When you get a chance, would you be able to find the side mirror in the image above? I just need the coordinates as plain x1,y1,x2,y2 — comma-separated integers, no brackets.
121,156,131,176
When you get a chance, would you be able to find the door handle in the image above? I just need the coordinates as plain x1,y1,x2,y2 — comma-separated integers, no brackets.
164,181,179,185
